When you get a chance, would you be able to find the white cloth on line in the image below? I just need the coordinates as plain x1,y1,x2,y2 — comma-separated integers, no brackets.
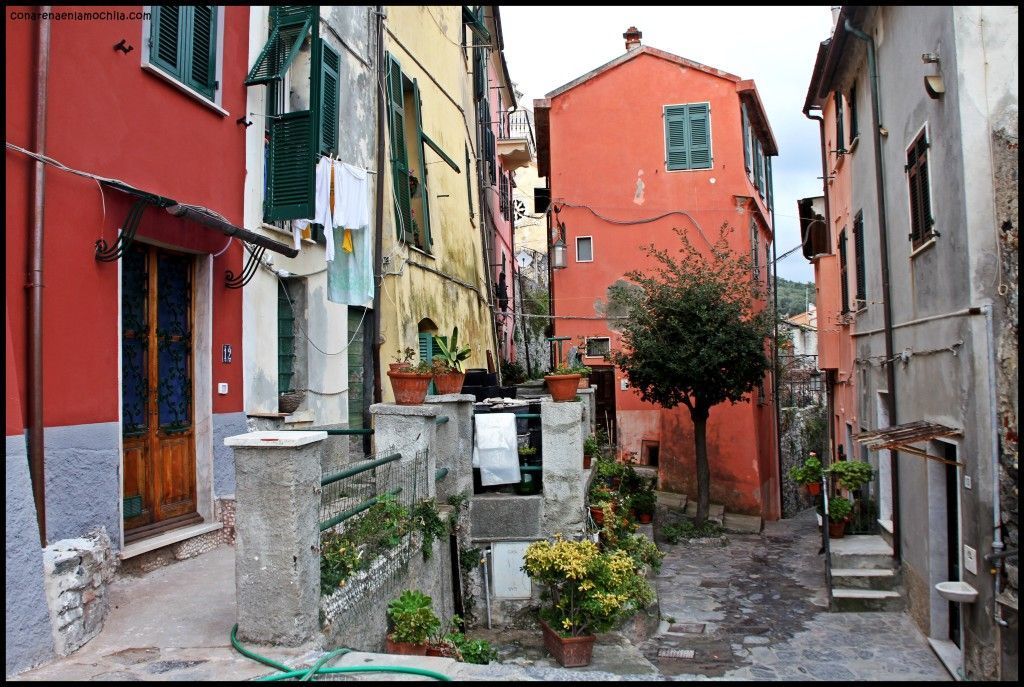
472,413,521,486
332,161,370,230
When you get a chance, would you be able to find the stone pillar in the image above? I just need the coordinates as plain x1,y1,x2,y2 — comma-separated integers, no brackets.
425,394,475,504
370,403,439,500
577,387,596,439
226,430,326,646
541,400,585,537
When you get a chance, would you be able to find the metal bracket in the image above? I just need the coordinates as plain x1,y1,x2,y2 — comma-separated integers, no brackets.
225,243,267,288
95,199,147,262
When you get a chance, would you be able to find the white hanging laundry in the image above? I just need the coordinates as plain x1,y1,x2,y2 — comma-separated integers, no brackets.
332,161,370,230
472,413,521,486
313,156,334,227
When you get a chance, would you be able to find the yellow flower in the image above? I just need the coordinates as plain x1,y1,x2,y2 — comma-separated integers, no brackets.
562,618,572,630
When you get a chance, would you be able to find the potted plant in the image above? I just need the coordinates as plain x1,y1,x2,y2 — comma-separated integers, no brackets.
827,496,852,538
518,445,539,465
544,364,583,402
826,460,874,492
522,537,655,667
426,614,463,658
630,489,657,524
576,364,593,389
788,452,824,496
387,359,434,405
432,327,472,394
594,457,626,488
582,434,599,470
385,589,441,655
588,484,613,525
390,346,416,372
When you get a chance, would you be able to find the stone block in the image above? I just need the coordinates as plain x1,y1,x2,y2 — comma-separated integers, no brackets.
723,512,762,533
656,491,687,508
469,495,542,541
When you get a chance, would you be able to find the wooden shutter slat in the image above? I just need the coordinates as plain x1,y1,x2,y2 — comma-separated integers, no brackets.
386,54,412,242
412,78,432,248
665,105,689,170
152,6,183,79
266,111,314,220
187,6,217,99
688,103,711,169
839,229,849,313
319,44,341,155
853,213,866,303
245,9,313,86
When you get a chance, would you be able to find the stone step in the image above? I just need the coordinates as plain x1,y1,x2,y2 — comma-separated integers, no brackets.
830,567,898,590
878,519,895,549
723,512,762,533
829,535,896,569
683,500,724,524
655,491,687,509
831,588,905,612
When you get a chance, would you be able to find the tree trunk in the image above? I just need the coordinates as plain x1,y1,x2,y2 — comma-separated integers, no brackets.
691,406,710,525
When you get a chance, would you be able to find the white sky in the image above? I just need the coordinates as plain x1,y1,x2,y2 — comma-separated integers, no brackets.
499,5,836,283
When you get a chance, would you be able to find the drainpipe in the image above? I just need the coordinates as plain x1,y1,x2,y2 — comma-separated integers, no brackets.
28,6,52,546
770,201,784,518
371,5,385,406
845,17,901,561
981,304,1008,628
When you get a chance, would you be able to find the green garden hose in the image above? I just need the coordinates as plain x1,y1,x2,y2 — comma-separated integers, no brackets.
230,624,452,682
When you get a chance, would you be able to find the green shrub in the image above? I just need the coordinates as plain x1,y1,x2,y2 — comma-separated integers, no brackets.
662,520,723,544
788,454,823,486
320,533,364,594
827,461,874,491
828,496,853,522
387,590,441,645
410,499,449,560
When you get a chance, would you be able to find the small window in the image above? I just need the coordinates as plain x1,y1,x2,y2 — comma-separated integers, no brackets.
576,236,593,262
146,6,221,103
834,91,846,154
586,337,610,357
838,228,850,314
906,127,934,248
664,102,712,171
853,211,866,307
848,83,858,143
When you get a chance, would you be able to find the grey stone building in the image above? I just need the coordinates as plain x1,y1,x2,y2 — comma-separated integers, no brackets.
805,6,1017,680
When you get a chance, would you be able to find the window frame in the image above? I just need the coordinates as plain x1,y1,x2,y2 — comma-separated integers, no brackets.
141,6,227,115
838,227,850,314
905,123,936,251
663,101,713,172
834,91,846,154
853,211,866,309
848,82,859,145
585,337,611,358
575,235,594,263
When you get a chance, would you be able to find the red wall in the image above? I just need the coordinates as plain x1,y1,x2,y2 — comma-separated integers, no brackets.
547,51,779,518
5,6,249,429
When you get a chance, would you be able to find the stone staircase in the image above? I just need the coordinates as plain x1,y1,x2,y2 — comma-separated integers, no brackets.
829,535,905,612
654,492,763,533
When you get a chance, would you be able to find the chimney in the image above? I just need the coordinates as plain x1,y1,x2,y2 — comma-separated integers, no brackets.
623,26,642,51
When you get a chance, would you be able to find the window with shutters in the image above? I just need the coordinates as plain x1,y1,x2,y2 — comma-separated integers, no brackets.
848,83,859,144
278,281,296,394
144,6,222,105
245,7,341,224
838,228,850,314
905,127,935,249
387,54,432,251
834,91,846,154
741,103,752,175
664,103,712,171
753,138,764,196
750,218,761,281
852,211,866,308
499,173,510,220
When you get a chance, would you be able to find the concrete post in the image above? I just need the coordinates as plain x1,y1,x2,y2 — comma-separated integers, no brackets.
226,430,326,646
577,387,596,439
424,394,475,504
370,403,439,500
541,400,586,537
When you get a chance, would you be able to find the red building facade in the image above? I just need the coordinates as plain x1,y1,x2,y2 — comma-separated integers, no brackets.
536,34,781,519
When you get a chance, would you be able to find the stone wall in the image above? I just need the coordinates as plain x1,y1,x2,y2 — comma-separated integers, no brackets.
779,404,827,518
41,528,117,657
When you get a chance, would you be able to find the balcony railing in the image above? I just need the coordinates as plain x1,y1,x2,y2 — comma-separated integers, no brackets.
499,109,535,153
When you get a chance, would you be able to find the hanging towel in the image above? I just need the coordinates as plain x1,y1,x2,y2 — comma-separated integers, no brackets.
472,413,521,486
333,162,371,229
326,162,374,308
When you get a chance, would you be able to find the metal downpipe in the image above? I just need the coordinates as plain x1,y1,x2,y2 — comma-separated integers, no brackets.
845,17,901,561
28,6,52,546
371,5,385,406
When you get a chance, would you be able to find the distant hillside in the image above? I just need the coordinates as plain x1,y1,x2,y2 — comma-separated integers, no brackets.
776,277,816,317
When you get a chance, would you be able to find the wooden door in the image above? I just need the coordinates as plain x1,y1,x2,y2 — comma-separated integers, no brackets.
590,366,617,443
122,244,200,542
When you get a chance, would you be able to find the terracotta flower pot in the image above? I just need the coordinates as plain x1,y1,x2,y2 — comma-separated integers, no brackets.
385,636,428,655
805,482,821,496
389,362,412,372
828,519,847,538
387,371,432,405
589,505,605,525
583,453,592,470
544,374,581,402
577,376,590,390
425,643,458,658
433,370,465,395
540,619,595,668
638,512,653,524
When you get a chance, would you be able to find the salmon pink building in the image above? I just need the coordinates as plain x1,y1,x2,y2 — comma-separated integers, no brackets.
535,28,781,520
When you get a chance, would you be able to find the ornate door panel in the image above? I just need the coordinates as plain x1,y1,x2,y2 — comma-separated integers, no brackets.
122,245,199,539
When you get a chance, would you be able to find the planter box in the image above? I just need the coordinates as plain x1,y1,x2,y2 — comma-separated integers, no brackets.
540,618,595,668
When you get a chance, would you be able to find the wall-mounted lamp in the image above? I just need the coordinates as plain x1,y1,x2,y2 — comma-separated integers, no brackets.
924,74,945,99
551,205,568,269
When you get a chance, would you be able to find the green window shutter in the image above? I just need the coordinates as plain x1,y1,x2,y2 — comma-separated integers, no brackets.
151,5,184,80
753,138,763,192
834,91,845,152
418,332,437,394
838,229,849,313
386,53,412,242
278,282,295,393
266,111,315,220
412,78,432,248
318,43,340,155
245,7,313,86
473,41,488,101
185,6,217,99
766,156,774,211
853,212,866,303
347,307,365,428
741,103,751,172
665,105,689,170
848,84,858,141
688,103,711,169
465,145,475,220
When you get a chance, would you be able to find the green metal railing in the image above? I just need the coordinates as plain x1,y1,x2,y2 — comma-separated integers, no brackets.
321,452,400,487
319,487,403,532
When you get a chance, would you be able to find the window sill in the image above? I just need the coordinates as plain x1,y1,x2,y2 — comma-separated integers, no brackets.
848,135,860,153
910,236,938,258
261,222,318,245
142,63,228,117
408,244,436,260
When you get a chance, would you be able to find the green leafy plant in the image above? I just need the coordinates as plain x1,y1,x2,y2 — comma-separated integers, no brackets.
827,460,874,491
588,483,614,505
522,537,654,637
351,493,410,551
619,464,645,495
433,326,472,373
662,519,723,544
629,489,657,515
410,499,449,560
394,347,416,364
500,359,528,385
583,434,599,456
551,363,592,376
412,359,435,375
387,590,441,645
518,445,537,457
828,496,853,523
320,533,364,594
612,533,664,573
451,636,498,665
460,547,483,574
788,453,823,486
594,457,626,483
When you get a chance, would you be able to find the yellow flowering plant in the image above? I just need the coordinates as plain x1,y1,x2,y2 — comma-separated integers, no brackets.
522,536,655,637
